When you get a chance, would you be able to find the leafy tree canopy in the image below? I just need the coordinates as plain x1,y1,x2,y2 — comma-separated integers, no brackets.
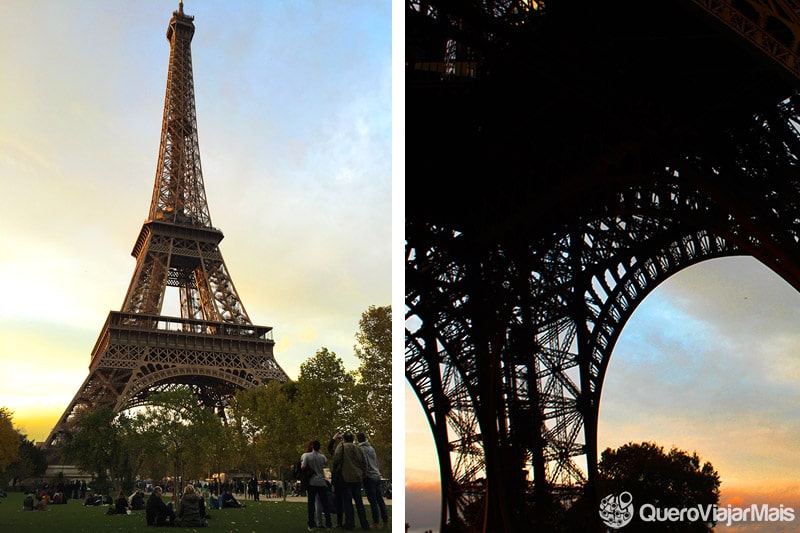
0,408,21,471
232,381,300,479
352,305,392,474
133,389,223,488
4,435,47,483
294,347,356,443
62,408,127,494
598,441,720,532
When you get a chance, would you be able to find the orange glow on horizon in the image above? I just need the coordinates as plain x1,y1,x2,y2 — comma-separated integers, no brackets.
405,478,440,493
405,481,800,511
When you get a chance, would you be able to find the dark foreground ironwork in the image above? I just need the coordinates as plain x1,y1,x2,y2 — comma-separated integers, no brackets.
406,1,800,530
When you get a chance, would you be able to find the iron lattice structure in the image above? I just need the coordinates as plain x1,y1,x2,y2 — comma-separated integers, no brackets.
406,0,800,531
47,2,288,448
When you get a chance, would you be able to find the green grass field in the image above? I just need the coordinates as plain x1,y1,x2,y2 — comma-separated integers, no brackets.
0,491,391,532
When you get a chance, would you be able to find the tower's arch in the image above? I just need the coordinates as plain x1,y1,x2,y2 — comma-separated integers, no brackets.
598,254,800,456
407,164,800,529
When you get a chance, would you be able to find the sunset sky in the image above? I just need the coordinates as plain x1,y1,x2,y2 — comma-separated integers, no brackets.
0,0,391,446
10,2,800,532
406,256,800,533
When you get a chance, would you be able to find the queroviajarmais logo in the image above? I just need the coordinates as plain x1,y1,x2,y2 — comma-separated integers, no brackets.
599,491,634,529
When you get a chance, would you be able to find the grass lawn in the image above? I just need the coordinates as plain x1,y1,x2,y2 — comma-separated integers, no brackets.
0,491,392,532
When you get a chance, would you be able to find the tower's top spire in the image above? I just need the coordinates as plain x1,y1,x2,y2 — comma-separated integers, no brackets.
168,0,194,41
151,0,208,227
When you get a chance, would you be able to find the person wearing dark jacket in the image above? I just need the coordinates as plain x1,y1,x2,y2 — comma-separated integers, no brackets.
176,484,205,527
131,490,146,510
332,432,370,530
328,432,345,527
114,491,130,515
146,486,175,526
221,488,243,508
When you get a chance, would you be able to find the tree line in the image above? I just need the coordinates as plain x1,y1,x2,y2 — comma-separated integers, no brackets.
0,407,48,487
1,305,391,497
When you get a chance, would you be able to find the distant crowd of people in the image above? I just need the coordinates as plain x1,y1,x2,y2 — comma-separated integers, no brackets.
229,477,285,500
21,481,87,511
20,480,88,510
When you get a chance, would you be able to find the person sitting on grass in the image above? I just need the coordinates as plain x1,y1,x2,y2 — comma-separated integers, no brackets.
112,491,130,515
199,490,209,522
176,484,206,527
221,487,244,508
146,486,176,526
209,492,220,510
131,489,146,510
35,496,48,511
23,492,35,511
84,493,103,506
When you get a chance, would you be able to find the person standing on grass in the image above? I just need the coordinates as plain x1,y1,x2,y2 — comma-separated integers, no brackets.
332,432,370,530
248,477,258,501
357,432,389,528
301,439,333,530
328,432,346,527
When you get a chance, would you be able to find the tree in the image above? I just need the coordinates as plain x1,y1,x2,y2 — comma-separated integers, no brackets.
4,435,47,486
597,441,720,532
0,408,20,471
293,347,355,445
133,389,223,496
224,393,262,477
62,408,129,494
233,381,300,484
116,411,159,488
352,305,392,473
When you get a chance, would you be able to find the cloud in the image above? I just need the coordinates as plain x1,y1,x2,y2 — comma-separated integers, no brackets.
600,256,800,500
0,0,390,442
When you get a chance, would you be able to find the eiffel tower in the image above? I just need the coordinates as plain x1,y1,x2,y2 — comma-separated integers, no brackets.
46,1,288,448
407,0,800,531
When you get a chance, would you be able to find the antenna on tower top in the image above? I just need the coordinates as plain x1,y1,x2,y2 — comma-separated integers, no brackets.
178,0,183,14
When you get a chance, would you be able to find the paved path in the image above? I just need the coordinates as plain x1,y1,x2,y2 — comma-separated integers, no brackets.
241,495,392,506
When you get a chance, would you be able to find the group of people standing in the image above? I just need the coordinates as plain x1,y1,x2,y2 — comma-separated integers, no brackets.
300,431,389,531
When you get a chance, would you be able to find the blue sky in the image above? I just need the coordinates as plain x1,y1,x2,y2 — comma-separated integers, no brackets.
0,0,391,444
